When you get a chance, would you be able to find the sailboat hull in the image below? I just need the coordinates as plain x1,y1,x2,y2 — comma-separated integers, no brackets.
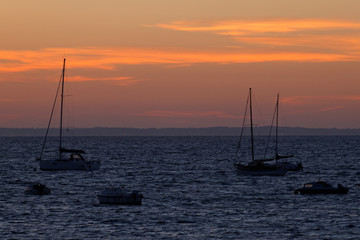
39,159,100,171
235,164,286,176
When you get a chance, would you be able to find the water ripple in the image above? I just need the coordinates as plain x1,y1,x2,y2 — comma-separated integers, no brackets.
0,136,359,239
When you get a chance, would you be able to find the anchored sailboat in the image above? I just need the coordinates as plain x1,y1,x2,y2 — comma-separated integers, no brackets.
38,58,100,171
266,93,303,171
234,88,286,176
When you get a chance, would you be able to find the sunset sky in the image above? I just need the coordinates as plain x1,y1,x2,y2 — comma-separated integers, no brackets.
1,0,360,129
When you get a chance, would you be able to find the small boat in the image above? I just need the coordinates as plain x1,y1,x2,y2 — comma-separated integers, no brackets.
38,58,100,171
39,149,100,171
97,187,143,205
24,183,51,195
235,161,287,176
294,180,349,194
234,88,286,176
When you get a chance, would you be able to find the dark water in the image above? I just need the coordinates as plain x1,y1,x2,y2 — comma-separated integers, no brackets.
0,136,359,239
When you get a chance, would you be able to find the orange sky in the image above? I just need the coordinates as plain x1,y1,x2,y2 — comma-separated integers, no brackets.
1,0,360,128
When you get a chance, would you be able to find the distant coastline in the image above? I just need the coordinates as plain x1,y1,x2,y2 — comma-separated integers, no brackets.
1,127,360,136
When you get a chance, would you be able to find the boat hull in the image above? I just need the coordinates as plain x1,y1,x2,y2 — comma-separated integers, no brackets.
235,164,286,176
39,159,100,171
294,181,349,194
294,187,349,194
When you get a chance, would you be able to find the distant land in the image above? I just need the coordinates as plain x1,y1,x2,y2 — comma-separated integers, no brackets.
1,127,360,136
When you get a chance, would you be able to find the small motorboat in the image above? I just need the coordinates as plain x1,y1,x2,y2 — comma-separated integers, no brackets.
97,187,143,205
294,180,349,194
24,183,51,195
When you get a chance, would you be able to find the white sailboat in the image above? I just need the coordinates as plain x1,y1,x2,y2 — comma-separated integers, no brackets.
38,58,100,171
234,88,286,176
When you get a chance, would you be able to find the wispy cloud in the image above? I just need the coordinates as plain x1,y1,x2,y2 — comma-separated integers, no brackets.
141,110,240,119
342,96,360,101
0,47,354,74
282,95,360,105
153,19,360,35
151,18,360,58
68,76,142,86
1,19,359,74
280,95,360,115
320,106,345,112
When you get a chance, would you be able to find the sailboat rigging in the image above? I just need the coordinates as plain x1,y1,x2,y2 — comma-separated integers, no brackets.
265,93,302,171
38,58,100,171
234,88,286,176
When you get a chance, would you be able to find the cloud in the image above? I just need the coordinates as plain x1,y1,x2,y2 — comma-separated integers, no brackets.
140,110,240,119
280,96,315,105
343,96,360,101
320,106,345,112
68,76,142,86
151,18,360,57
153,19,360,35
280,96,360,115
1,19,360,73
281,95,360,105
0,47,355,74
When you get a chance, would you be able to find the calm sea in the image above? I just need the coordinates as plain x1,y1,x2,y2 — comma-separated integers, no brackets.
0,136,359,239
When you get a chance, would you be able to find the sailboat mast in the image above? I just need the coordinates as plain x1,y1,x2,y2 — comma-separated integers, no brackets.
249,88,255,162
59,58,66,160
275,93,279,159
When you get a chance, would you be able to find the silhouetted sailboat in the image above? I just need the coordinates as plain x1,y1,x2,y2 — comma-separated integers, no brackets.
38,58,100,171
234,88,286,176
266,93,303,171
